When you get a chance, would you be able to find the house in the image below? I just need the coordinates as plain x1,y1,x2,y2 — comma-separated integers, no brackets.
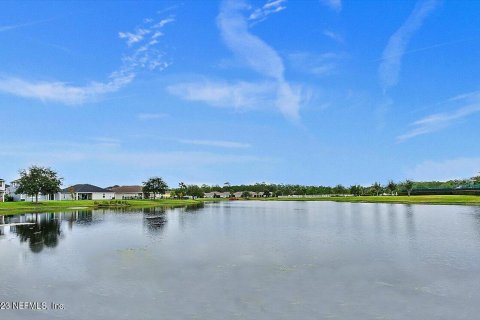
61,184,115,200
204,191,231,198
0,179,5,202
6,179,60,202
108,185,144,199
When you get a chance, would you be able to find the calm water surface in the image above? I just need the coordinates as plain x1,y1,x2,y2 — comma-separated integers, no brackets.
1,201,480,319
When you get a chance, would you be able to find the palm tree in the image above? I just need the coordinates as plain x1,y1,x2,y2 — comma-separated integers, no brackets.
387,180,397,195
403,180,414,196
372,182,382,196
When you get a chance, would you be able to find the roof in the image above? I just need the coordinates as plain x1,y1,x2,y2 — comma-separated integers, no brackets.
63,184,111,193
109,185,143,193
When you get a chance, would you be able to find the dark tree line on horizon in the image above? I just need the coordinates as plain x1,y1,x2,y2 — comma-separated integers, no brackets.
9,166,480,201
168,174,480,198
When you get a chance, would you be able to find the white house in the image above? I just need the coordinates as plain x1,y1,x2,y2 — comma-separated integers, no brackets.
108,185,144,199
204,191,231,198
6,179,60,202
0,179,5,202
61,184,115,200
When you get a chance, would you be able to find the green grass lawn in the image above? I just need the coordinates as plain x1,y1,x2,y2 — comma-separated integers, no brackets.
259,195,480,205
1,195,479,216
0,198,223,215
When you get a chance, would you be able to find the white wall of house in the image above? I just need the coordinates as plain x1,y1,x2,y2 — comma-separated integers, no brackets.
115,192,144,199
60,192,115,200
0,179,5,202
6,181,61,202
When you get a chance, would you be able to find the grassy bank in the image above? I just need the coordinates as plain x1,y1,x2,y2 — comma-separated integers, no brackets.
0,198,223,215
259,195,480,205
2,195,479,215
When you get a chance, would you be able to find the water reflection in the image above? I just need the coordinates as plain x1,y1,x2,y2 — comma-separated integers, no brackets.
15,218,62,253
143,207,168,233
1,210,97,253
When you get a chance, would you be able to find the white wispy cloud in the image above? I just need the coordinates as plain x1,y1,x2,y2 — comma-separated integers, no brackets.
323,30,344,43
406,157,480,181
0,72,134,105
320,0,342,12
249,0,287,24
0,15,174,104
211,0,302,119
179,139,251,149
118,28,150,46
168,80,278,110
0,18,54,33
288,51,342,76
397,91,480,141
379,0,439,91
0,142,265,168
137,113,168,120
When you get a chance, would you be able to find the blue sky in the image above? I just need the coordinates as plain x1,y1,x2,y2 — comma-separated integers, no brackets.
1,0,480,187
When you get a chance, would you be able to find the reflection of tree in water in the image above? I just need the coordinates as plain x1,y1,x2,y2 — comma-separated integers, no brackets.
143,207,168,233
178,203,205,231
15,217,62,253
184,203,204,212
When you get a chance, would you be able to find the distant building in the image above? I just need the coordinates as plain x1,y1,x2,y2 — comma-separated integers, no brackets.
0,179,5,202
204,191,231,198
6,179,59,202
108,185,145,199
61,184,114,200
203,191,261,198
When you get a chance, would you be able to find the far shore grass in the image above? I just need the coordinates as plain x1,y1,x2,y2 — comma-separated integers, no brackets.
0,198,223,215
1,195,479,216
257,195,480,205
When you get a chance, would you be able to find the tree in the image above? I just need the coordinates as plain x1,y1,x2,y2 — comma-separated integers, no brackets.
387,180,397,195
350,185,362,196
178,182,187,199
333,184,347,195
403,179,414,196
241,191,252,198
15,166,63,203
372,182,382,196
143,177,168,200
471,173,480,184
185,185,204,199
223,181,231,193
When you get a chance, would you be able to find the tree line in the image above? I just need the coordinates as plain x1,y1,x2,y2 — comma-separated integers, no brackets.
9,166,480,202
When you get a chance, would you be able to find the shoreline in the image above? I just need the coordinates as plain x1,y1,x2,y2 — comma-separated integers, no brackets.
257,195,480,206
0,198,223,215
1,195,479,215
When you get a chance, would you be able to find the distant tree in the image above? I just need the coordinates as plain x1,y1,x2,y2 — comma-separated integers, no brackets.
186,185,204,199
333,184,347,195
387,180,397,195
241,191,252,198
177,182,187,198
223,181,231,193
15,166,63,203
143,177,168,200
372,182,382,196
403,180,415,196
350,185,362,196
471,173,480,184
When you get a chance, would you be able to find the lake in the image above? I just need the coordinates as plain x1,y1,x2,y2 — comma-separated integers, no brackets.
1,201,480,319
